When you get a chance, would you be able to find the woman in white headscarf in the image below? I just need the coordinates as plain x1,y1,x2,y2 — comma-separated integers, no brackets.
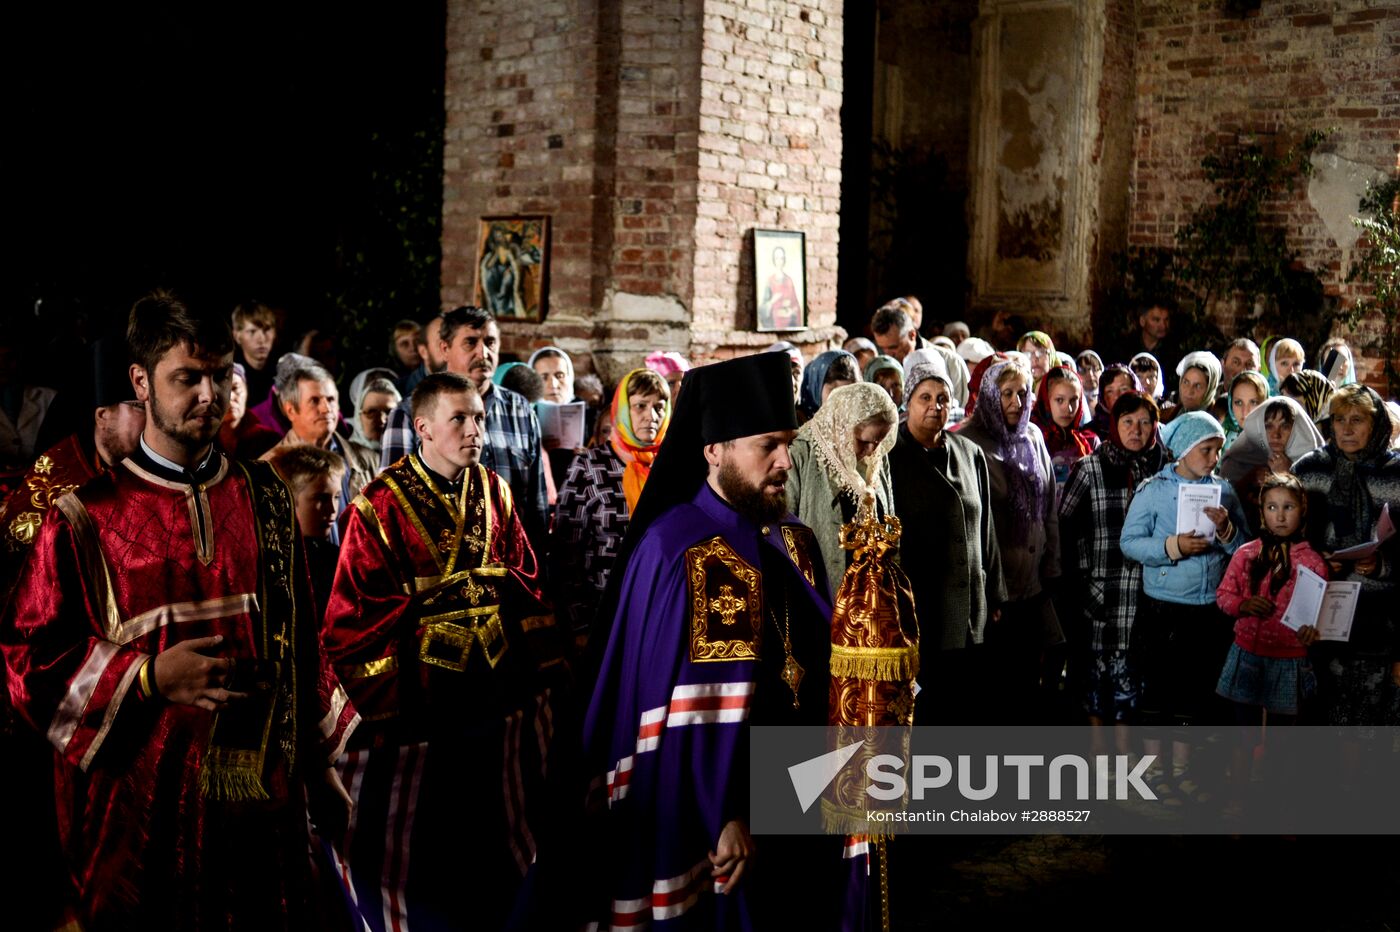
785,381,899,589
346,367,402,482
527,346,576,404
1220,394,1324,534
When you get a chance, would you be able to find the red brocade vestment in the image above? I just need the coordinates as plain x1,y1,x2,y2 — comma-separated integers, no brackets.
0,433,105,595
322,454,569,930
1,449,358,930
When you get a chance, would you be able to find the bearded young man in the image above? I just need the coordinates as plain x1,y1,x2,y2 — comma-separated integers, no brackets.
321,371,570,930
0,290,357,930
583,352,852,930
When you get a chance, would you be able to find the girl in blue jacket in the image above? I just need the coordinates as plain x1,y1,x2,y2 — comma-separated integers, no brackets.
1121,411,1250,795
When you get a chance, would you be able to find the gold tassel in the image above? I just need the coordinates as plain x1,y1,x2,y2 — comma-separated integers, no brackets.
820,799,905,837
829,645,919,682
199,752,271,801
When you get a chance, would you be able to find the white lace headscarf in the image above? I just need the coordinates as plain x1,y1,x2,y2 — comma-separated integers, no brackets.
797,381,898,518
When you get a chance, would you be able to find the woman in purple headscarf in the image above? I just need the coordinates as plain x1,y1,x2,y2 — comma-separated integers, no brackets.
956,358,1062,721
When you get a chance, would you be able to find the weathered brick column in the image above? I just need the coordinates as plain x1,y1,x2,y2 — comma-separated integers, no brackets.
441,0,845,382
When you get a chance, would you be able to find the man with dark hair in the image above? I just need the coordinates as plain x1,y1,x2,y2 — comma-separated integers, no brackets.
380,305,548,549
584,352,843,927
0,289,357,929
322,370,568,929
1118,301,1183,396
231,300,279,408
398,313,446,395
870,301,927,363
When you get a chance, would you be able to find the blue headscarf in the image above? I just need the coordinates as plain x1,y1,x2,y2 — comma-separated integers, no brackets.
492,361,526,386
798,350,857,419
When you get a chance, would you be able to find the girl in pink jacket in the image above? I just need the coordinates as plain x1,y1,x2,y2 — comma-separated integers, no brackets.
1215,473,1326,814
1215,472,1326,722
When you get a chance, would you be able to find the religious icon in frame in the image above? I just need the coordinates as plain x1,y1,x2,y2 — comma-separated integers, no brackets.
753,228,807,332
474,215,550,322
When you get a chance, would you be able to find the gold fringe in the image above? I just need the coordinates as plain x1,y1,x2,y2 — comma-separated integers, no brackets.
199,762,270,802
829,644,919,682
820,798,902,837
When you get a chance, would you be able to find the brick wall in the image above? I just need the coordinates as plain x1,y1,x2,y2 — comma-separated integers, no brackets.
1129,1,1400,384
690,0,845,357
441,0,607,362
441,0,845,380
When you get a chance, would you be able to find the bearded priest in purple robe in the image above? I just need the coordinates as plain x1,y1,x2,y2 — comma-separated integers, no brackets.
583,351,854,929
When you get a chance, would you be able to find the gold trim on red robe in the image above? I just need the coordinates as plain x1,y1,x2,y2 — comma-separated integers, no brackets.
0,453,358,926
323,456,563,737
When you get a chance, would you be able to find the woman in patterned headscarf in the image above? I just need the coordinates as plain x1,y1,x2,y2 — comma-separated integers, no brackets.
786,381,898,590
1030,365,1100,490
1278,369,1336,428
957,358,1062,720
1017,330,1057,390
551,367,671,646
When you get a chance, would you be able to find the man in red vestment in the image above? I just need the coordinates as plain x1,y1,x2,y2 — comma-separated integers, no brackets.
0,291,358,931
0,337,145,931
0,337,146,594
323,371,570,931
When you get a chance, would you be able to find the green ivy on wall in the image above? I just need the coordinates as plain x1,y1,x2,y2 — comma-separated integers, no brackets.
1107,130,1331,357
1342,177,1400,396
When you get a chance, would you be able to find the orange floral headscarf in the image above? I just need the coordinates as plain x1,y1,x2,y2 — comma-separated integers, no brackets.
610,369,671,514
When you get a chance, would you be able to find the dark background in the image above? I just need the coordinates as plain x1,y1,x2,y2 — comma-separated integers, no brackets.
3,0,446,376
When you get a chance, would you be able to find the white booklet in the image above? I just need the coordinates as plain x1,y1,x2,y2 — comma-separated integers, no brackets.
1329,503,1395,561
1279,565,1359,642
536,401,587,451
1176,483,1222,542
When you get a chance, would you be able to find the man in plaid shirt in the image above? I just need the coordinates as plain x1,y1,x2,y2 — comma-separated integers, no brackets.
380,305,547,548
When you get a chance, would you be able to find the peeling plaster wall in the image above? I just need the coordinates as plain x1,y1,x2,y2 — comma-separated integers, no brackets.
968,0,1111,343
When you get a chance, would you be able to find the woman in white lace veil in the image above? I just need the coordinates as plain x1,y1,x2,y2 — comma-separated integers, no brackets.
785,381,899,590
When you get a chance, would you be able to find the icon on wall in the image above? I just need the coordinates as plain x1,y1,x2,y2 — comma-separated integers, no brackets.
474,215,550,322
753,228,807,332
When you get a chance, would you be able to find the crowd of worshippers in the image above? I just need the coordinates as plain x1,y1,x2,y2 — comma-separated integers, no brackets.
1,288,1400,930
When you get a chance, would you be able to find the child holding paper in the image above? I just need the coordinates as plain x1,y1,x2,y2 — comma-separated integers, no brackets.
1215,473,1327,721
1213,473,1324,815
1121,411,1250,795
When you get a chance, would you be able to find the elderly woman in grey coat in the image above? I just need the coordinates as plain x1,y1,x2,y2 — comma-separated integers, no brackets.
888,360,1006,723
785,381,898,591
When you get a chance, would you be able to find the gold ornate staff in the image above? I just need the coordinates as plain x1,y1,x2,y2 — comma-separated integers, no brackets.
823,498,920,932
